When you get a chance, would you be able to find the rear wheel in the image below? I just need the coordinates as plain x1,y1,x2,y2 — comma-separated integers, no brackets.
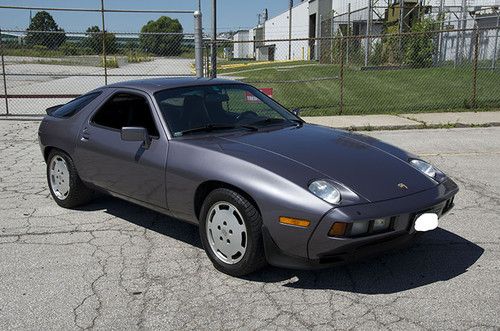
199,188,266,276
47,149,94,208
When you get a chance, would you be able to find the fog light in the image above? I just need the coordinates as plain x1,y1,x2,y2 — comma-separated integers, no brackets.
350,221,369,236
373,218,390,232
328,222,347,237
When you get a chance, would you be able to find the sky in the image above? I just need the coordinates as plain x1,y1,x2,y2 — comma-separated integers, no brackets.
0,0,293,34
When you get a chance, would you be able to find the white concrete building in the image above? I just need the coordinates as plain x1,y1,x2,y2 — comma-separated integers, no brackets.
232,30,253,59
232,0,499,62
261,1,310,61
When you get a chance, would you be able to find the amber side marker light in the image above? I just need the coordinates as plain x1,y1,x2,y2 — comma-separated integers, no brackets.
328,222,347,237
279,217,311,228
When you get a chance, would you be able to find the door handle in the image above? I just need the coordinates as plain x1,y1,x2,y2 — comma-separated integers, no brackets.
81,127,90,141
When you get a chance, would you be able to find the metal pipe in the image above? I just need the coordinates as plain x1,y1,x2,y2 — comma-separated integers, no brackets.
399,2,405,33
492,13,499,70
364,0,373,67
100,0,108,85
211,0,217,78
399,0,405,61
0,28,9,115
2,29,191,36
455,0,467,65
194,11,203,78
471,22,479,109
0,5,194,14
346,3,351,66
288,0,293,60
437,0,445,63
339,36,345,115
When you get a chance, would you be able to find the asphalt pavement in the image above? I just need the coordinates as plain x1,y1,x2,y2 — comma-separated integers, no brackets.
0,121,498,330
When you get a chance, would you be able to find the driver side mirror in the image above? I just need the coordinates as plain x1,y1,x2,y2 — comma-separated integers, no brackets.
121,127,151,149
291,108,301,117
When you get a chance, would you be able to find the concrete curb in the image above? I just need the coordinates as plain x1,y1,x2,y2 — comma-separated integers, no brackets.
2,112,500,131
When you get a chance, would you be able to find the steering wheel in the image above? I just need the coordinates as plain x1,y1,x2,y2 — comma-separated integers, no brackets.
236,111,259,122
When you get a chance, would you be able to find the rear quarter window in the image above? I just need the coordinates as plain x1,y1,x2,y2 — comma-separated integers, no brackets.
50,92,102,118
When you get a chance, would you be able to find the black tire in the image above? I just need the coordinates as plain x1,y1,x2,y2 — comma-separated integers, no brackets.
46,149,94,208
199,188,267,276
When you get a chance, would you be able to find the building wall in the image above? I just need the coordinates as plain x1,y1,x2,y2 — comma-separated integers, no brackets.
233,30,254,59
263,0,310,61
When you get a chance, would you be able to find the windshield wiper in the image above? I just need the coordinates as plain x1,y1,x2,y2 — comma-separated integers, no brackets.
175,124,258,137
250,117,302,127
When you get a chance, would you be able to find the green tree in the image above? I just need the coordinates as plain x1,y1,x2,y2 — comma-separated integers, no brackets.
405,18,438,67
85,26,117,54
140,16,183,56
26,11,66,49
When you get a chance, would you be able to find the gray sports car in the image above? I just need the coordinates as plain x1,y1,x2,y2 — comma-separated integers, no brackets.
38,77,458,276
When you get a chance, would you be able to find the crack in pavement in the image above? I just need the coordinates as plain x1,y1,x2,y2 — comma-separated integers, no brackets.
0,121,499,330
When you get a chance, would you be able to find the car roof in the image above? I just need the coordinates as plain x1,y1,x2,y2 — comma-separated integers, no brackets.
105,77,243,93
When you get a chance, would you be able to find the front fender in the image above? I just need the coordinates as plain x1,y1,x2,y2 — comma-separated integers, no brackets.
166,139,333,259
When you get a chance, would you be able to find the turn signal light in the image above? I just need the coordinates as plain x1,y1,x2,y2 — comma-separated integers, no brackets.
328,222,347,237
279,217,310,228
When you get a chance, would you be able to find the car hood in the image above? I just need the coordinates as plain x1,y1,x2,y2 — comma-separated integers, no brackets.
215,124,437,202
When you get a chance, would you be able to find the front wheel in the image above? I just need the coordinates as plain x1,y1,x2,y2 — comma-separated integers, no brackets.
199,188,266,276
46,149,94,208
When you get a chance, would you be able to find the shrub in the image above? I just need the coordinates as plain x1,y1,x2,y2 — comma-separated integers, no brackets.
405,18,438,68
99,56,119,68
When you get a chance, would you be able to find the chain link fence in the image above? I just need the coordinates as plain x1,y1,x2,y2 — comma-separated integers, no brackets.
0,29,198,115
217,27,499,116
0,3,205,116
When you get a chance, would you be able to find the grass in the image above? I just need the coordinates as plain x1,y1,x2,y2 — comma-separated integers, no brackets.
126,51,152,63
99,56,119,68
218,61,500,116
3,47,65,58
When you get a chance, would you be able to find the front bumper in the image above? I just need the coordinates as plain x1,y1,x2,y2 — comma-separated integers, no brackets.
263,178,458,269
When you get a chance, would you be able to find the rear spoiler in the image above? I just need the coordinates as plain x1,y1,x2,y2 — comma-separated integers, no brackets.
45,104,64,115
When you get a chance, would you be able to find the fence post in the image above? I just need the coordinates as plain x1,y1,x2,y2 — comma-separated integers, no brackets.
471,25,479,109
100,0,108,85
339,36,345,115
0,28,8,115
194,11,203,78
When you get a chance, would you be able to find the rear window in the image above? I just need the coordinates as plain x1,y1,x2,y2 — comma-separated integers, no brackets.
50,92,102,118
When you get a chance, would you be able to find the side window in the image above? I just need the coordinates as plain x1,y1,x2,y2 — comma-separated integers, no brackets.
51,92,101,118
92,92,160,137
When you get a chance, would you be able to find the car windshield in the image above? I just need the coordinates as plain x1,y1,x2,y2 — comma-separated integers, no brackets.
154,84,300,137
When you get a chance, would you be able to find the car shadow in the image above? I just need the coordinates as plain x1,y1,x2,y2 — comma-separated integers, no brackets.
245,228,484,294
79,195,203,249
80,196,483,294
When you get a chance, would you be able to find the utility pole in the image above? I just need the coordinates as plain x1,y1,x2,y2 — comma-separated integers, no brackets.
194,11,203,78
288,0,293,60
210,0,217,78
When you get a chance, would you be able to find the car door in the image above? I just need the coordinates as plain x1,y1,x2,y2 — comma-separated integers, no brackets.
74,89,168,208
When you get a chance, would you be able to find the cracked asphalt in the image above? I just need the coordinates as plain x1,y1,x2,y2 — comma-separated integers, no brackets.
0,121,499,330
